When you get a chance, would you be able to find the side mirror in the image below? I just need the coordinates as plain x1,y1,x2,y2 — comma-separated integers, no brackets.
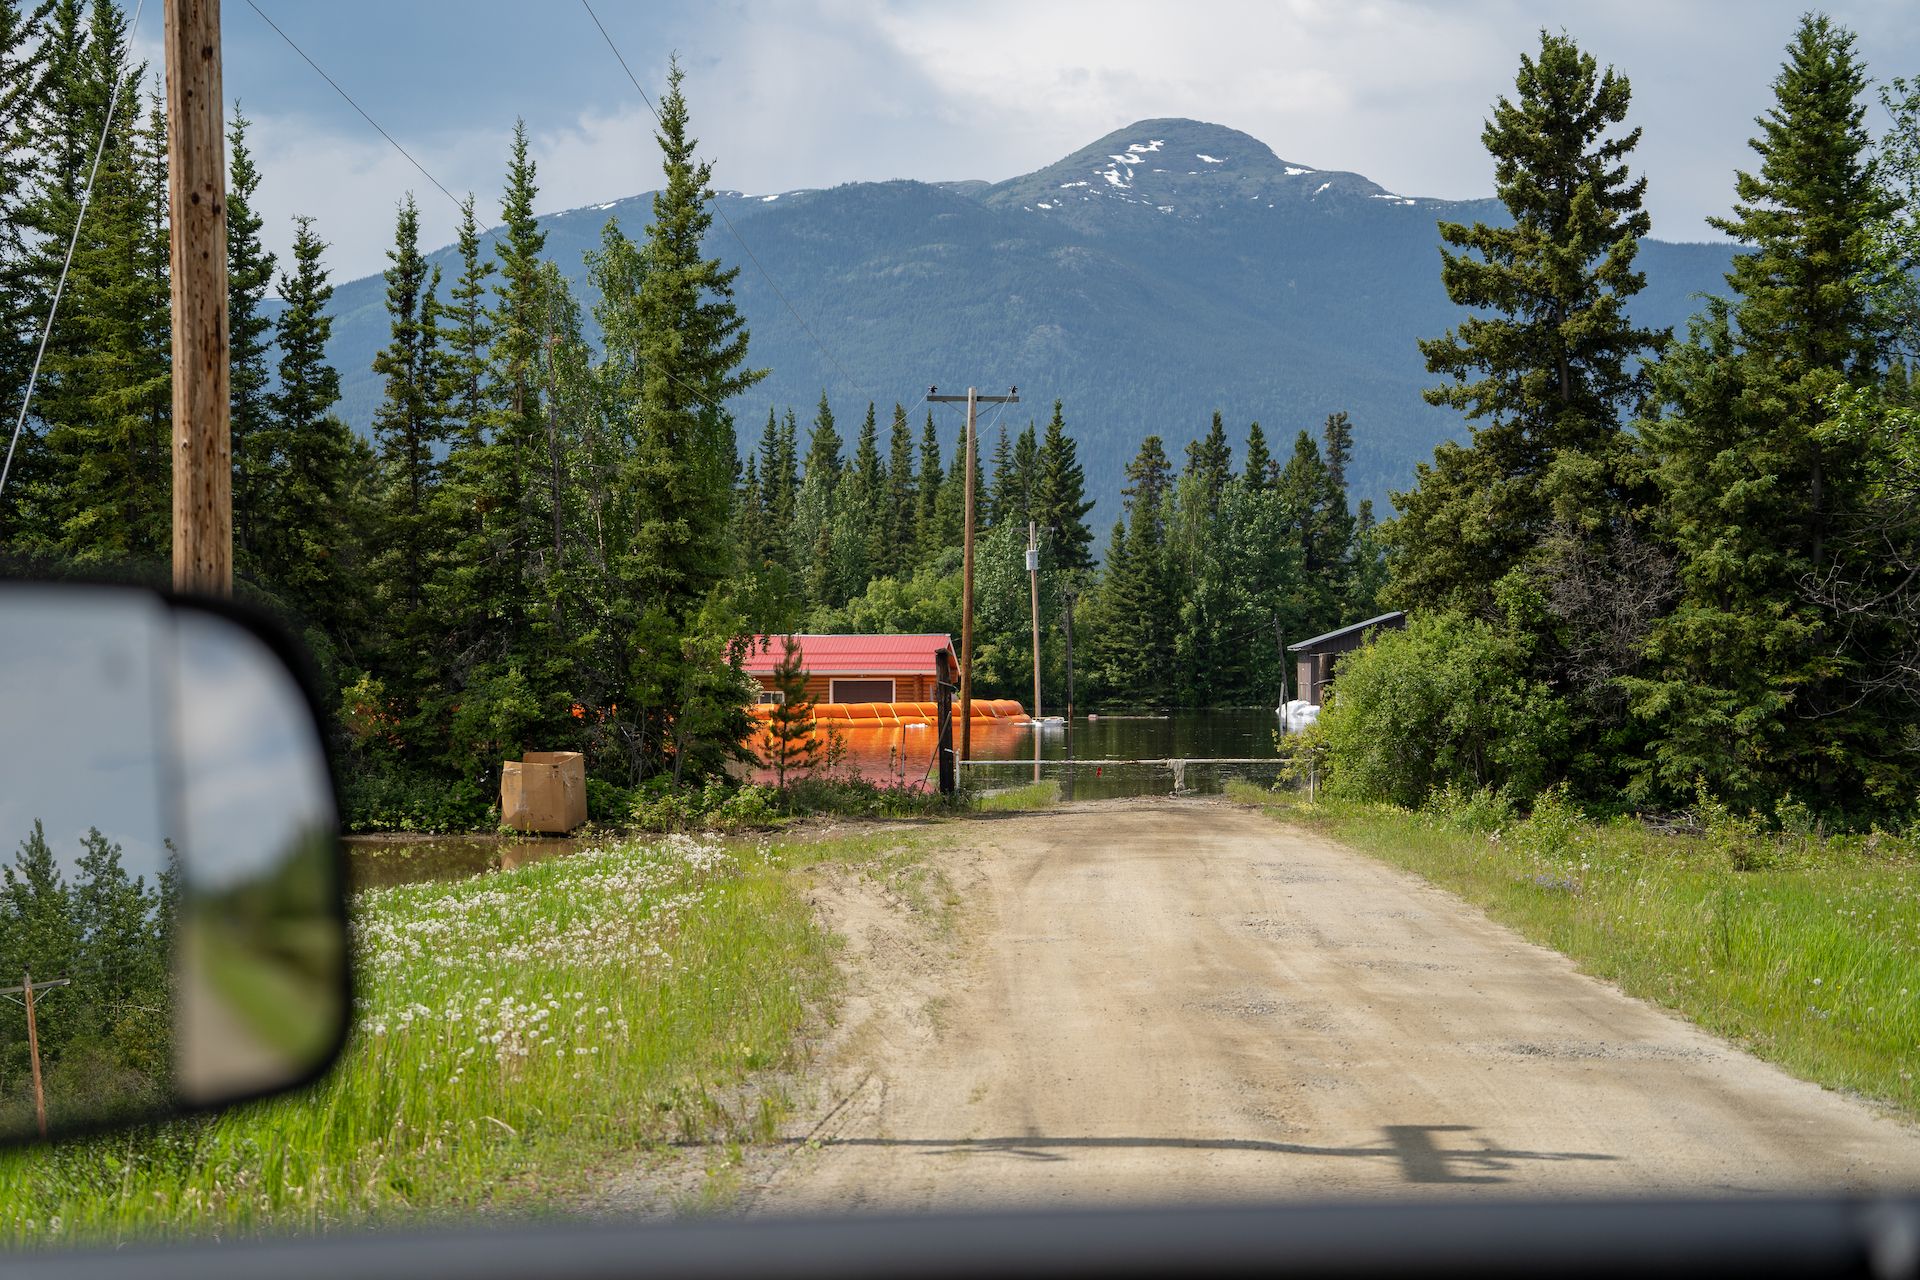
0,584,349,1145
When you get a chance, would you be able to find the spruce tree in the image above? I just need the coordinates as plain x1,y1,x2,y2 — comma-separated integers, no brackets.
625,60,765,613
368,194,450,656
984,422,1013,527
39,62,169,566
260,216,362,631
226,107,277,575
1243,421,1273,493
1633,15,1897,807
429,193,499,674
0,0,48,479
1033,400,1094,572
1394,29,1660,614
913,410,944,560
882,402,915,578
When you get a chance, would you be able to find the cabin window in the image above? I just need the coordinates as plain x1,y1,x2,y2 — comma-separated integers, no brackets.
756,690,786,705
829,678,895,704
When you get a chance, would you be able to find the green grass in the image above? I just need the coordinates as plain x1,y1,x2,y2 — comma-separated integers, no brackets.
975,780,1061,813
1225,781,1920,1119
0,829,928,1247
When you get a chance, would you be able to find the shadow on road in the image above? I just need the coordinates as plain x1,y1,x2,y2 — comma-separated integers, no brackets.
785,1125,1619,1185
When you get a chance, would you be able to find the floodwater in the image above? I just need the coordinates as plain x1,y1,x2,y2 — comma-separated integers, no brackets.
344,833,594,890
349,709,1291,887
748,708,1291,800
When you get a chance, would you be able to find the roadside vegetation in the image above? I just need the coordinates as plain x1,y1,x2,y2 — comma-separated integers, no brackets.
0,827,936,1246
1229,780,1920,1121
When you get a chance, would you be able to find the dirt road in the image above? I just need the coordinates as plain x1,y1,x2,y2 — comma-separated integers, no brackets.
747,798,1920,1212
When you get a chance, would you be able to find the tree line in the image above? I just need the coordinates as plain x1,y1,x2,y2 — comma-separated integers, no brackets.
0,0,1383,826
1317,16,1920,824
0,822,175,1132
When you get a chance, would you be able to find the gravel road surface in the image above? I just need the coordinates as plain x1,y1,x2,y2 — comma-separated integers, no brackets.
748,798,1920,1212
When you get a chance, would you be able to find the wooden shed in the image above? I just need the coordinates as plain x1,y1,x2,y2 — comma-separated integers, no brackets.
742,634,1025,723
1287,611,1406,707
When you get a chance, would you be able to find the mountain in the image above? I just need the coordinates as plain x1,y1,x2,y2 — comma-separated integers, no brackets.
315,117,1734,519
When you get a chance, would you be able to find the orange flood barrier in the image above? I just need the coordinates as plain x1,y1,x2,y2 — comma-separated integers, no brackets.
747,699,1026,725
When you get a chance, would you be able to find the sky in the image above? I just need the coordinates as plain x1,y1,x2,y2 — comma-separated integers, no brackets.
118,0,1920,287
0,590,334,893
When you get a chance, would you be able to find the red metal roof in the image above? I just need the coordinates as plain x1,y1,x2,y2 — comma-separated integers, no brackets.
742,634,955,677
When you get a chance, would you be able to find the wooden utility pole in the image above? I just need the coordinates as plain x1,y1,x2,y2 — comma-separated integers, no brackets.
927,386,1017,762
165,0,231,596
1027,520,1042,723
1062,586,1076,723
2,970,72,1138
1273,611,1289,712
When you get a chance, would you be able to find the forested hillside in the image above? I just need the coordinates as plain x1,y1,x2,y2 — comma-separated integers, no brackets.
316,118,1735,518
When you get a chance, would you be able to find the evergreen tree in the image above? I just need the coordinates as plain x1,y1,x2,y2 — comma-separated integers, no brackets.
429,193,500,680
1243,420,1273,493
226,107,277,575
1032,400,1094,572
882,402,916,578
933,427,970,550
260,216,361,631
762,634,819,788
984,421,1013,526
482,120,550,650
625,61,764,614
38,60,169,566
1394,29,1661,614
1184,411,1233,508
1633,15,1898,807
368,194,450,674
0,0,49,477
913,410,944,560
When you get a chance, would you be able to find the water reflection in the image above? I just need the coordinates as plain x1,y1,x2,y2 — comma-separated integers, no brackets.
345,834,592,890
743,709,1289,799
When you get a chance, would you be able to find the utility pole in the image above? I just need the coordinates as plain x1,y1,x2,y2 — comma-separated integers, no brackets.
2,970,72,1138
927,385,1017,762
1027,520,1041,723
1273,611,1289,713
1062,586,1077,723
165,0,231,596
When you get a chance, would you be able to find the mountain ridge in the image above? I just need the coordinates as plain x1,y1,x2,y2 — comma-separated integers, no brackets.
314,116,1733,521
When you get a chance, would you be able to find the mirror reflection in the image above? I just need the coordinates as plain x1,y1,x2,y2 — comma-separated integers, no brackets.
0,586,346,1142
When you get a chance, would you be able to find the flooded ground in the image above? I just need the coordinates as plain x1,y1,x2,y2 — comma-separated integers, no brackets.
349,709,1291,887
747,707,1290,800
344,832,596,890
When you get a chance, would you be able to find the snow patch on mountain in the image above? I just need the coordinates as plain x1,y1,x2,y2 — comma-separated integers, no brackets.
1196,153,1224,163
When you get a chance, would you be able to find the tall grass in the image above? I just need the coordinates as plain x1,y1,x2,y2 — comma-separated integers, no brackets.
1227,782,1920,1118
0,831,860,1247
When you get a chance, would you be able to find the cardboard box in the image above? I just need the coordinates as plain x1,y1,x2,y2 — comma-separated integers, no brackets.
500,751,588,833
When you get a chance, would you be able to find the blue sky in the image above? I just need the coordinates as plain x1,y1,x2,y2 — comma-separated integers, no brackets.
122,1,1920,285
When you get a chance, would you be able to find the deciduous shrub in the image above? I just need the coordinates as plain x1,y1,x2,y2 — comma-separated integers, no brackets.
1314,612,1569,807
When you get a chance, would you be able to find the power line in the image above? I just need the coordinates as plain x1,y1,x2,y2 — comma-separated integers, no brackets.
577,0,872,404
240,0,489,233
248,5,746,424
0,0,148,503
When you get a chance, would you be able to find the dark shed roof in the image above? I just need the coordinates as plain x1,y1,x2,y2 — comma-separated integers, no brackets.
1286,611,1407,654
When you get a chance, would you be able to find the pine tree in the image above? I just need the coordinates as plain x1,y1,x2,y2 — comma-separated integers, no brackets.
1243,421,1273,493
843,401,883,591
934,427,970,550
984,422,1013,526
1185,411,1233,507
792,392,842,589
0,0,49,479
1394,29,1661,614
226,107,277,575
39,63,169,566
1633,15,1898,807
483,120,550,651
913,410,944,560
1032,400,1094,572
260,216,361,630
882,402,916,578
368,194,450,661
762,634,819,788
625,60,765,614
429,193,499,674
